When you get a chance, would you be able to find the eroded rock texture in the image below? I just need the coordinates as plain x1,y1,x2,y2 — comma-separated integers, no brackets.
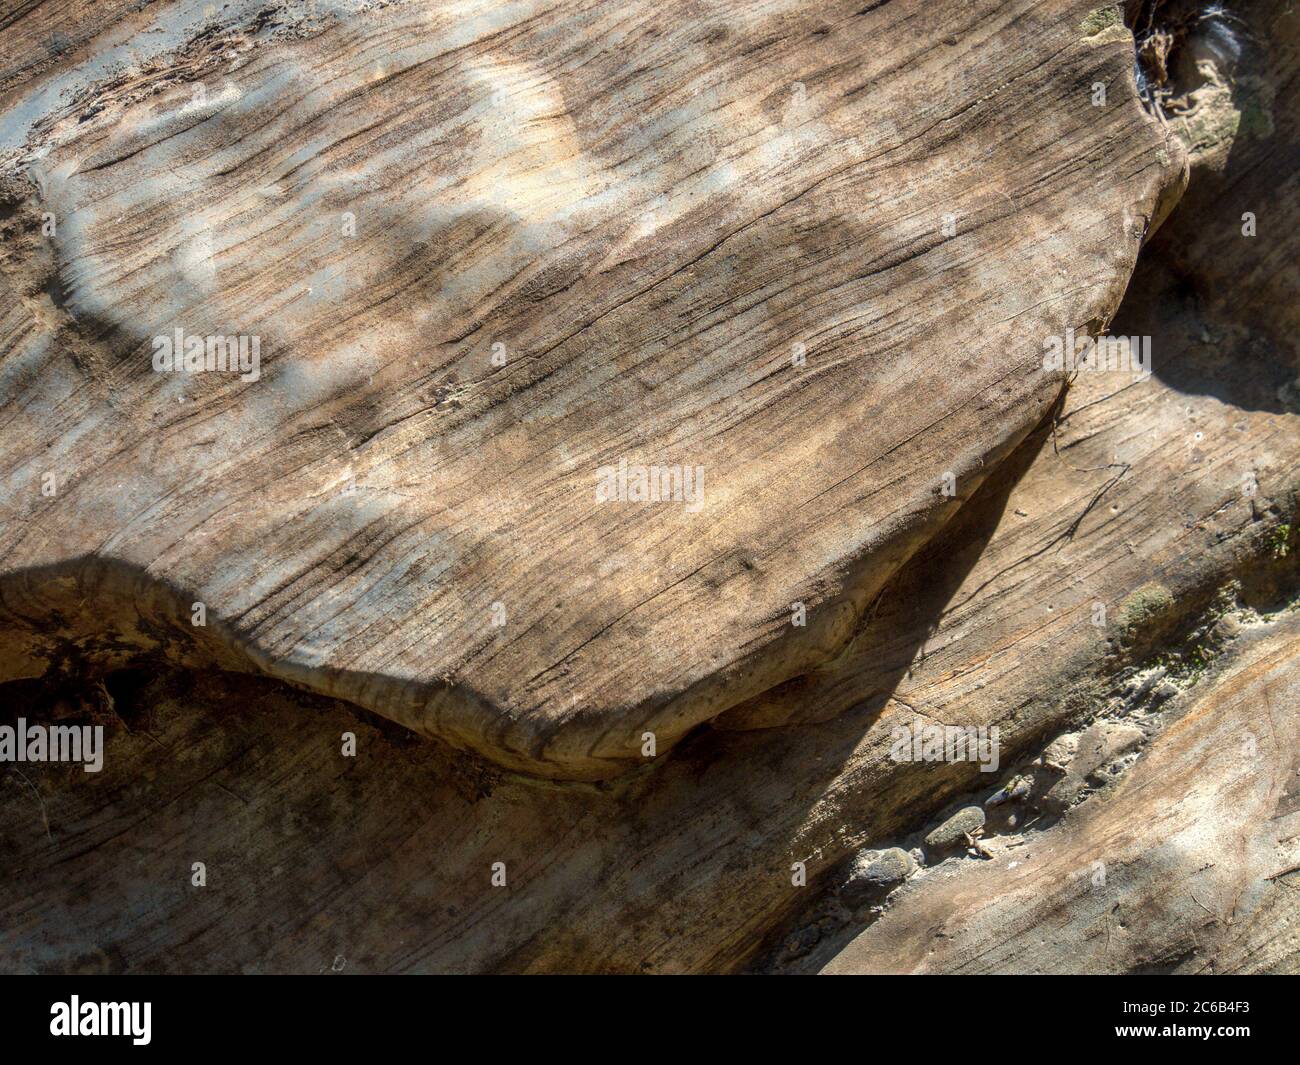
0,0,1178,779
0,0,1296,974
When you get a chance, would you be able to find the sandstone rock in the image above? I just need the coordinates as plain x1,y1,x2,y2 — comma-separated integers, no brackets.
986,774,1032,807
0,0,1296,977
842,847,915,903
1041,721,1145,810
1076,722,1145,777
0,0,1177,781
924,807,986,852
822,616,1300,974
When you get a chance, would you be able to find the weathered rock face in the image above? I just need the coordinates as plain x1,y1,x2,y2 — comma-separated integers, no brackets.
819,616,1300,975
0,0,1297,975
0,0,1178,779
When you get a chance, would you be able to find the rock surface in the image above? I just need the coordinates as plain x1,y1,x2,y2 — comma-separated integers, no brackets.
0,0,1178,779
821,615,1300,974
0,0,1297,974
842,846,914,902
924,806,986,851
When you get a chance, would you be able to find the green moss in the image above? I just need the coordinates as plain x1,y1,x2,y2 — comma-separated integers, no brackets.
1238,99,1274,139
1183,643,1216,683
1079,5,1122,37
1149,641,1218,687
1180,96,1240,153
1269,524,1293,559
1234,77,1276,140
1119,582,1176,636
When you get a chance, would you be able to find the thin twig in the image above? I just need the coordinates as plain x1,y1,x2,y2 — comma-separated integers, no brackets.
12,767,53,841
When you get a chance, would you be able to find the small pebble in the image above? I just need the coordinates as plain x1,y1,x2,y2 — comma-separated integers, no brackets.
841,847,914,904
925,805,985,850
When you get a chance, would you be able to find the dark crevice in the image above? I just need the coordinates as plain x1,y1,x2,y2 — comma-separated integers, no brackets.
1125,1,1253,110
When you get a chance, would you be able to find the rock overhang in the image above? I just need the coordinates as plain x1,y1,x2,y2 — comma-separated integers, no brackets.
0,0,1184,778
